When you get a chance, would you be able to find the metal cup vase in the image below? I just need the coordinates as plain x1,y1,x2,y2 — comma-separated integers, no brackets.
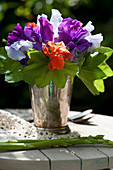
30,76,74,134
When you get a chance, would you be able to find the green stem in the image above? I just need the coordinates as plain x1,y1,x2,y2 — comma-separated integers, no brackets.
0,135,113,151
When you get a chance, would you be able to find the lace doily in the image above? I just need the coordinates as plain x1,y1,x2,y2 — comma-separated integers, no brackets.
0,109,79,140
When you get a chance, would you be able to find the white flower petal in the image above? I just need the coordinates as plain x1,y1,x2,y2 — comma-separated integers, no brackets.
5,40,33,61
50,9,63,24
83,21,95,33
5,46,26,60
85,33,103,51
19,40,33,52
11,40,33,51
50,9,63,38
11,41,21,50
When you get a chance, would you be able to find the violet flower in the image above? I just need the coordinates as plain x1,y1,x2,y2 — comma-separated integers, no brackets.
38,16,54,44
6,22,43,64
37,9,62,44
7,23,24,46
54,18,92,61
24,23,43,51
5,9,103,65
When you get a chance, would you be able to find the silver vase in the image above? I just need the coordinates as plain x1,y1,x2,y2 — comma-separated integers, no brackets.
30,76,74,134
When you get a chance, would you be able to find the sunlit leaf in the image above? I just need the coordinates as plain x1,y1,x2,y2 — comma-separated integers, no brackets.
77,47,113,95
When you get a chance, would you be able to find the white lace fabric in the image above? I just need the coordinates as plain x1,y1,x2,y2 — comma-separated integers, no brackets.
0,109,79,141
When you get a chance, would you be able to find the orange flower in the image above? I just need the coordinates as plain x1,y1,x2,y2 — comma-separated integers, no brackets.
43,41,73,72
26,22,37,28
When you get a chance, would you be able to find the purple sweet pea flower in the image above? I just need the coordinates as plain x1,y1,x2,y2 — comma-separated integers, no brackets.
24,24,40,42
38,16,54,44
20,55,29,66
6,9,103,65
24,23,43,51
7,22,43,52
55,18,86,45
7,23,24,46
24,23,42,43
68,39,92,62
67,39,92,52
55,18,92,62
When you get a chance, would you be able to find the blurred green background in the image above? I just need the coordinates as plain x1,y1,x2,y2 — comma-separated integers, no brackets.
0,0,113,115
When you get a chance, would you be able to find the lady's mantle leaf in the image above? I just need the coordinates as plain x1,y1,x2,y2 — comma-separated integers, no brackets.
24,50,78,88
23,50,50,86
0,47,23,82
35,66,52,88
5,62,23,83
95,46,113,60
52,69,67,88
78,47,113,95
98,63,113,78
93,79,104,92
62,61,78,76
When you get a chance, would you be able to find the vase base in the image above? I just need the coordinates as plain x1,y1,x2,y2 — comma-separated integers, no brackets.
36,125,70,135
35,125,80,140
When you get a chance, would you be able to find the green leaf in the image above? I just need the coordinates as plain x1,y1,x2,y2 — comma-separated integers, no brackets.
98,63,113,78
93,79,105,92
23,50,51,87
0,47,14,73
77,69,101,95
5,62,23,83
0,61,4,67
24,50,77,88
52,69,67,88
82,53,107,68
77,48,113,95
35,66,52,88
0,47,23,82
27,49,49,64
62,61,78,76
78,63,107,95
23,63,41,84
95,46,113,60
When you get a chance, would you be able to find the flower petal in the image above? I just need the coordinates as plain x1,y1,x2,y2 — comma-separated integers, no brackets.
37,14,47,27
24,24,40,43
38,16,54,44
33,42,43,51
5,46,26,60
48,56,64,72
67,41,77,52
85,33,103,51
50,9,63,39
76,39,92,51
5,40,33,61
83,21,94,33
11,40,33,52
7,23,24,46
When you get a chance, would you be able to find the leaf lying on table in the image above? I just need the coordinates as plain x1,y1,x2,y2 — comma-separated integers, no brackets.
0,135,113,151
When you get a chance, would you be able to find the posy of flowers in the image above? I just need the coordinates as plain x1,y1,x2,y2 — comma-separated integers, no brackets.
0,9,113,95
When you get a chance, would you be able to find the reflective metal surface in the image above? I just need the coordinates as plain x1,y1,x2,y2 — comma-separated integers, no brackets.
30,76,74,132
